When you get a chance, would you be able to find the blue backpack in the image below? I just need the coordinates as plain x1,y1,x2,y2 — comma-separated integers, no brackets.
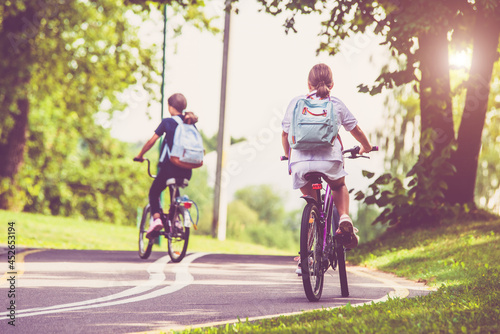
160,116,205,169
288,94,338,150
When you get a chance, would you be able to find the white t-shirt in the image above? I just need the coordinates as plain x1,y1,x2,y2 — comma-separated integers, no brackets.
282,91,358,164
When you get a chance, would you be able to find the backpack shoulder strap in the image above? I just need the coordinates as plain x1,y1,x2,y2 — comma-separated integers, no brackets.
306,92,332,101
172,115,183,125
159,116,183,163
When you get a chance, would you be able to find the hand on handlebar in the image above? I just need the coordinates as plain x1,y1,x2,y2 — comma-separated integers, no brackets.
343,146,379,159
359,145,372,155
133,157,144,162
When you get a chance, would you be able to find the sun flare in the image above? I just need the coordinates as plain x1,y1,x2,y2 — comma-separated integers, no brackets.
449,50,471,69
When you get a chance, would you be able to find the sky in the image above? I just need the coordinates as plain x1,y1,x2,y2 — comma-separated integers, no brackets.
110,1,389,213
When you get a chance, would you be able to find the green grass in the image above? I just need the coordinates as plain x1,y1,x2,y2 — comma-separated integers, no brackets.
0,210,294,255
177,215,500,333
349,218,500,288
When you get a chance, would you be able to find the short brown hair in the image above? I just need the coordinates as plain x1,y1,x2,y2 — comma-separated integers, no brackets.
167,93,187,113
308,63,333,99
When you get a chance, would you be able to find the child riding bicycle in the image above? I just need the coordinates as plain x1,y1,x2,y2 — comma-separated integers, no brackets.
282,63,373,250
134,93,199,239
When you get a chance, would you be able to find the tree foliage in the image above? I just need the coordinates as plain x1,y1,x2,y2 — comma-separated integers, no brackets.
234,184,285,223
0,0,158,209
0,0,219,223
227,185,298,250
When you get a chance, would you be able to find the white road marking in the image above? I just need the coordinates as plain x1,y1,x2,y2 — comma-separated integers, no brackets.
0,252,207,320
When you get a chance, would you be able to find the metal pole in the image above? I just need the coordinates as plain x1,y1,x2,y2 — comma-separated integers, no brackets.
158,4,168,246
160,4,168,121
212,0,231,239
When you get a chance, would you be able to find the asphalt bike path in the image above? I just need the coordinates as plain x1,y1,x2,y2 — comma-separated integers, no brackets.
0,248,434,333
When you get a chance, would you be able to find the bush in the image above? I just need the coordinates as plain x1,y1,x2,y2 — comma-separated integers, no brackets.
226,198,298,252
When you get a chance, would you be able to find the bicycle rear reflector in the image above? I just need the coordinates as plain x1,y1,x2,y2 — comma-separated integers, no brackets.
183,202,192,209
312,184,322,190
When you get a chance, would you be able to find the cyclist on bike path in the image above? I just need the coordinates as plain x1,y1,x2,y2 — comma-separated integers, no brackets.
135,93,198,238
282,63,373,249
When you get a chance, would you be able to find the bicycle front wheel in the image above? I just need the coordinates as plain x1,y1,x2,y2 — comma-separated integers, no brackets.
300,203,324,302
168,207,190,262
139,204,154,259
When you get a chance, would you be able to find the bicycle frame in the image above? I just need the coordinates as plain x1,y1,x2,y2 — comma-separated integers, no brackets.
303,180,337,248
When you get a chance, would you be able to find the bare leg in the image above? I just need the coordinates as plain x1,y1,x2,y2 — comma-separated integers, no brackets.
300,181,317,201
327,177,359,247
326,177,349,217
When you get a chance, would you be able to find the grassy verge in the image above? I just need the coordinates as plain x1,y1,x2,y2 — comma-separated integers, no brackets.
0,210,294,256
178,216,500,333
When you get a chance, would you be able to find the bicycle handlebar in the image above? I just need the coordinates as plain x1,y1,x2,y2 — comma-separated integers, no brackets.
342,146,379,159
280,145,378,161
133,157,156,178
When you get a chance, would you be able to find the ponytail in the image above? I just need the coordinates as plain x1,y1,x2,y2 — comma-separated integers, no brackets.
308,64,333,99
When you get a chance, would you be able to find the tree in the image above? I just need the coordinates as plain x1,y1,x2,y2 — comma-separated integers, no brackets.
0,0,155,208
257,0,500,212
234,184,285,224
374,50,500,215
0,0,218,210
449,6,500,203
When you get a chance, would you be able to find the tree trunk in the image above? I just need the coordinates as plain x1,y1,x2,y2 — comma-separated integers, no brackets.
0,100,29,179
0,98,30,209
418,28,455,163
0,5,36,209
447,12,500,205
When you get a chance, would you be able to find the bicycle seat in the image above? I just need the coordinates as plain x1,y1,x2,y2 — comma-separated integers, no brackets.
166,178,189,188
304,172,327,182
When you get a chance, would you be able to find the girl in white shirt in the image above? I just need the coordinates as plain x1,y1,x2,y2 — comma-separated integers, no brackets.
281,63,372,248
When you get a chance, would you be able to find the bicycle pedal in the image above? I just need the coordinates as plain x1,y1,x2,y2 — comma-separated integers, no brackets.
147,230,160,239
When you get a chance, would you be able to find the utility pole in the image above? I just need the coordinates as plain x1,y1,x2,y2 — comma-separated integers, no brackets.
212,0,232,240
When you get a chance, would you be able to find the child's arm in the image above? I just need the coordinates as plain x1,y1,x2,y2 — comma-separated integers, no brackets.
282,131,290,158
349,125,372,154
135,133,160,161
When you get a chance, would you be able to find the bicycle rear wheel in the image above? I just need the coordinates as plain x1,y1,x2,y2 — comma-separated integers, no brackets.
139,204,154,259
336,245,349,297
168,207,190,262
300,203,324,302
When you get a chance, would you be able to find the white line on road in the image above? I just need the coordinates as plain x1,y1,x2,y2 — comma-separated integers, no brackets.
0,252,207,320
